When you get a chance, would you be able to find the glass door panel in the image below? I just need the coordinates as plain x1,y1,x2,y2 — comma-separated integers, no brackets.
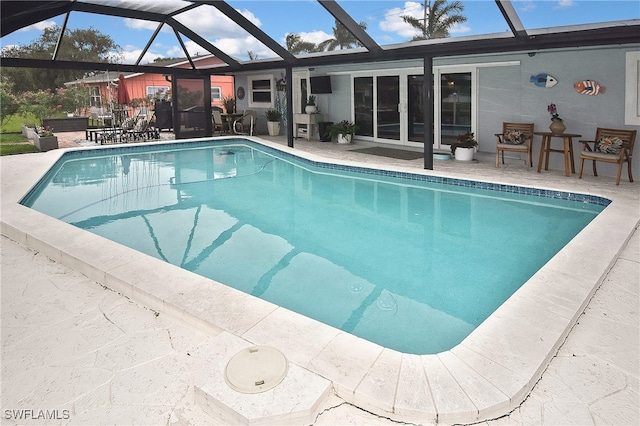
440,72,471,145
408,75,425,143
354,77,373,137
376,76,399,140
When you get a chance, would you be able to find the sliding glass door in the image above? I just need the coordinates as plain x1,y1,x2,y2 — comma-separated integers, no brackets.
352,67,474,148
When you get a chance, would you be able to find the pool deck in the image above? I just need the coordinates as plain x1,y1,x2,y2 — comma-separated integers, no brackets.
1,131,638,425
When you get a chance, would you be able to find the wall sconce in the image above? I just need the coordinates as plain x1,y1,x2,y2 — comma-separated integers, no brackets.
163,74,172,83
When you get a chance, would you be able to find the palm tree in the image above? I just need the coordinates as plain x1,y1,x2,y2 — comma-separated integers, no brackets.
285,33,319,54
401,0,467,41
317,19,368,51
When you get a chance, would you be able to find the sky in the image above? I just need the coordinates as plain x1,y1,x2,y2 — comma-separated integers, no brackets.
1,0,638,63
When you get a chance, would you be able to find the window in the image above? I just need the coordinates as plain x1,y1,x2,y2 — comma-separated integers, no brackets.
89,86,101,107
211,86,222,101
147,85,170,100
248,75,273,107
625,51,640,125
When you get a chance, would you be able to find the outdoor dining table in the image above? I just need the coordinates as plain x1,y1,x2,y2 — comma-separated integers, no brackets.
535,131,581,177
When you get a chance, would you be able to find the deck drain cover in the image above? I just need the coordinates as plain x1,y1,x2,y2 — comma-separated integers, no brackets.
224,346,288,394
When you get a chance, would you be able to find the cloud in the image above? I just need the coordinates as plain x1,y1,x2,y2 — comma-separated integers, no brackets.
517,1,536,13
17,20,56,32
124,4,269,61
297,30,332,45
557,0,575,8
378,1,472,38
379,1,424,38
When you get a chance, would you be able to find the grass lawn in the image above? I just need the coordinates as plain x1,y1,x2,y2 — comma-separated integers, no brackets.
0,133,38,155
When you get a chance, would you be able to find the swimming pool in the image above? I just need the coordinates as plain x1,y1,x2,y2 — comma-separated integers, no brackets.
21,139,607,354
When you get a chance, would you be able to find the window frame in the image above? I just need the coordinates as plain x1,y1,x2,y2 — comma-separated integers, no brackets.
248,74,274,108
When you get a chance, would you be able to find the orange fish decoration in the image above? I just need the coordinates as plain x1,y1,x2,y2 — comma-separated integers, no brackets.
574,80,605,96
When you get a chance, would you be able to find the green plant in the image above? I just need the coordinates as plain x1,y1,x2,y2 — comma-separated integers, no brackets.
37,126,55,137
265,108,282,121
326,120,358,139
222,96,235,113
307,95,316,106
450,131,477,154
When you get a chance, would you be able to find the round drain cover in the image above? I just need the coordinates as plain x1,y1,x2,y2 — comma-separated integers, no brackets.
224,346,288,394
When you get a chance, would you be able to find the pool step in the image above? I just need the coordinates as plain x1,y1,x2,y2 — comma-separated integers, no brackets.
194,332,332,425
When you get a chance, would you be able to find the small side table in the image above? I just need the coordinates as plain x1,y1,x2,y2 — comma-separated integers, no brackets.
294,113,321,141
535,132,581,177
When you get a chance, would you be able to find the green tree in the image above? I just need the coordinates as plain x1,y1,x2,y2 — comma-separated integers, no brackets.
401,0,467,41
0,78,19,123
0,26,121,92
285,33,319,54
317,19,368,51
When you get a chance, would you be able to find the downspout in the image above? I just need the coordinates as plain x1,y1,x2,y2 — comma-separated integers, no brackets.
423,55,434,170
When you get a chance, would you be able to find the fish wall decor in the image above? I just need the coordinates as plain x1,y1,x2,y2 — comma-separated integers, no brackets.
530,73,558,88
574,80,606,96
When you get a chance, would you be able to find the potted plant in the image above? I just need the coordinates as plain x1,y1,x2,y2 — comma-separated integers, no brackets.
265,108,282,136
305,95,317,113
547,103,565,134
222,96,236,114
33,126,58,152
451,131,478,161
326,120,358,144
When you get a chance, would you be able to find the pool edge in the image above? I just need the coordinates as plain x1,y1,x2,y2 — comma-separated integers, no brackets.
2,137,638,424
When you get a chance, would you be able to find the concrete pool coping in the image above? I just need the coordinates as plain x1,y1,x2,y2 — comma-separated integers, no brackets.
1,136,638,424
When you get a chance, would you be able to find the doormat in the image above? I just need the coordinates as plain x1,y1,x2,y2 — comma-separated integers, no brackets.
349,146,423,160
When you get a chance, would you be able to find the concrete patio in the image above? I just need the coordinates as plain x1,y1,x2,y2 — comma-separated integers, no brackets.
1,131,638,425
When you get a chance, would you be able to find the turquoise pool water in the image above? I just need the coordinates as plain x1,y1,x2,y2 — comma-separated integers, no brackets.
22,140,607,354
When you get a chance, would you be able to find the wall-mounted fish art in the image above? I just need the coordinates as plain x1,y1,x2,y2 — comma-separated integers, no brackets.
574,80,606,96
530,73,558,88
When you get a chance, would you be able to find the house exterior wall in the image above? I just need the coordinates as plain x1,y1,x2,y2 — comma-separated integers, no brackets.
87,56,234,120
238,45,639,179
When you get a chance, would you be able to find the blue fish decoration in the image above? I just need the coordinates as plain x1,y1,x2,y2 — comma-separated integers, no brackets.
530,73,558,88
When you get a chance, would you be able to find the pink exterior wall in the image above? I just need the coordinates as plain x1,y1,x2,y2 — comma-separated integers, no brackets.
91,56,234,117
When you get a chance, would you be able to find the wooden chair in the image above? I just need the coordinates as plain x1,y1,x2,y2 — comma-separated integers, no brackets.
578,128,637,185
495,122,535,167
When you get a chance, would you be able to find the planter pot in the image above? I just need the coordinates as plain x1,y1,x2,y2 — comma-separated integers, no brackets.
337,134,352,144
34,134,58,152
454,146,475,161
267,121,280,136
305,105,317,114
549,118,566,134
22,125,36,139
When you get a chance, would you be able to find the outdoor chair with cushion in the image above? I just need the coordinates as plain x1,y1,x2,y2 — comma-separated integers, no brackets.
495,122,535,167
578,127,637,185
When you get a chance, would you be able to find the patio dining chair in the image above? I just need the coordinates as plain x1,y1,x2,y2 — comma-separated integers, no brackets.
495,122,535,167
578,127,637,185
212,110,225,135
233,110,257,136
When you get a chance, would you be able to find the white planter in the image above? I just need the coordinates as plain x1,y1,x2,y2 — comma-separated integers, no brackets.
22,126,36,139
267,121,280,136
337,134,352,144
454,147,475,161
34,134,58,152
305,105,317,114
